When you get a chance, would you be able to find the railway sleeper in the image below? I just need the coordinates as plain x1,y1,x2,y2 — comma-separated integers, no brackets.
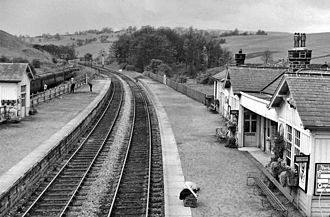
113,207,144,213
121,182,147,188
64,168,90,172
42,197,70,201
60,173,84,177
116,201,145,207
36,202,67,208
31,209,64,216
123,170,148,175
118,188,146,194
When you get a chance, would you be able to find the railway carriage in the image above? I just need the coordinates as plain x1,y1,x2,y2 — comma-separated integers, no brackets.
30,67,79,94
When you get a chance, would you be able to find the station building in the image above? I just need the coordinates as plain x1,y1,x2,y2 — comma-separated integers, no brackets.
0,63,34,120
269,71,330,215
212,34,330,216
213,52,286,152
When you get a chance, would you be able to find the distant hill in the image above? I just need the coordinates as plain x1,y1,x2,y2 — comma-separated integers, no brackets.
0,30,53,63
29,32,120,59
221,32,330,64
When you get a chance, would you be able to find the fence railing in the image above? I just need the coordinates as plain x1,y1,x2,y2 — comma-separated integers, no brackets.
31,75,86,107
144,72,207,105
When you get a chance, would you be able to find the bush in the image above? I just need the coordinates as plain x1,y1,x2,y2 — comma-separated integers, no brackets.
225,137,237,148
157,63,172,77
32,59,41,68
177,76,187,83
125,65,135,71
52,57,58,64
12,57,29,63
0,55,10,63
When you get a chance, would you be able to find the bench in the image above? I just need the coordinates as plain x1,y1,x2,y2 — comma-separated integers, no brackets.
247,172,288,217
207,104,217,112
216,127,228,142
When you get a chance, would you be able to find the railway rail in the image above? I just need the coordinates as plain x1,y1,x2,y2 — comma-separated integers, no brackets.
107,74,152,216
96,66,165,217
17,77,124,217
9,65,164,217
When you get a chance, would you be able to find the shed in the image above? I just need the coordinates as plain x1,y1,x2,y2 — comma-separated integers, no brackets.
0,63,34,120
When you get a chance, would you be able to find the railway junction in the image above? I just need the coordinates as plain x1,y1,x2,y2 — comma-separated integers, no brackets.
0,68,303,217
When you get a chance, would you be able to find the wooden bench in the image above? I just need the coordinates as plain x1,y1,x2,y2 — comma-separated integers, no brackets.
247,172,288,217
207,104,217,112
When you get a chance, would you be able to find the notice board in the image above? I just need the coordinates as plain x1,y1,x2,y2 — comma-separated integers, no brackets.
314,163,330,196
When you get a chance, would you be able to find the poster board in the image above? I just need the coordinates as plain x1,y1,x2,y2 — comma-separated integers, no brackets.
295,155,309,193
314,163,330,196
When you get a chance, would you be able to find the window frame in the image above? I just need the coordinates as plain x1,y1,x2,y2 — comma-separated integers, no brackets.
285,124,302,168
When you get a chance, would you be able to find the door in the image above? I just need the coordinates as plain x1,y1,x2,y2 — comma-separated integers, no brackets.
244,109,257,147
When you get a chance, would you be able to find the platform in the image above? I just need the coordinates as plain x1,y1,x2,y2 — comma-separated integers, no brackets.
0,79,110,195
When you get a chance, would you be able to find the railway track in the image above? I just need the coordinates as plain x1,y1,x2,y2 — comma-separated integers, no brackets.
95,67,164,217
10,66,164,217
18,77,124,217
107,75,152,216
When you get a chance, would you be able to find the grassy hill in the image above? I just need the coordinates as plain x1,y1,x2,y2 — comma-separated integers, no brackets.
0,30,53,63
222,32,330,64
29,32,118,59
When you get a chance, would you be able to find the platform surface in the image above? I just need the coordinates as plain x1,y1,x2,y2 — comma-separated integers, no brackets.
0,79,110,194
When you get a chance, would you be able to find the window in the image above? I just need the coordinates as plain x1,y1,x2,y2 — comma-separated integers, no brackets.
21,85,26,93
286,125,302,168
294,130,300,148
244,110,257,133
286,125,293,166
21,93,26,107
294,129,301,171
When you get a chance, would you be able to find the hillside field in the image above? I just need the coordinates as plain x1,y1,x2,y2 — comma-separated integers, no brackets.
0,30,53,63
29,32,118,58
222,32,330,64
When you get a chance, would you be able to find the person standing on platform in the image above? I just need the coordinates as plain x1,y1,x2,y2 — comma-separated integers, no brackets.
88,80,93,92
44,83,47,92
70,78,75,93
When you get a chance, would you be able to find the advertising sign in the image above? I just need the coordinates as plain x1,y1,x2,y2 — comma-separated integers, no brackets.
230,110,238,116
295,155,309,193
314,163,330,196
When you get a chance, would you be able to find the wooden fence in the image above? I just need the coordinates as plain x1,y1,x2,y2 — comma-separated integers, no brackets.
144,72,206,105
31,75,86,107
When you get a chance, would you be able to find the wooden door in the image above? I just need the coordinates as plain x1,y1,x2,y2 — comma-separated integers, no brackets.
244,110,257,147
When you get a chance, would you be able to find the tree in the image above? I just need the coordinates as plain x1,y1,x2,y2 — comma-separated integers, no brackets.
256,30,267,35
54,33,61,40
32,59,41,68
261,49,273,65
0,55,10,63
112,26,235,76
84,53,93,61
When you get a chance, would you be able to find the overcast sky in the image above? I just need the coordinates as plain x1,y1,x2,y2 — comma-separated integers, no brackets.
1,0,330,36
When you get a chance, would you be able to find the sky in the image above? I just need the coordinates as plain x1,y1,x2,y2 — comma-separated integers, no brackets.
1,0,330,36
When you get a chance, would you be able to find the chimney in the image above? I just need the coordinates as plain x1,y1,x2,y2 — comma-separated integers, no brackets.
235,49,245,66
288,33,312,71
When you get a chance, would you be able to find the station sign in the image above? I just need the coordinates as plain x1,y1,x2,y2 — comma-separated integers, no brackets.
314,163,330,196
294,155,310,163
230,110,239,116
